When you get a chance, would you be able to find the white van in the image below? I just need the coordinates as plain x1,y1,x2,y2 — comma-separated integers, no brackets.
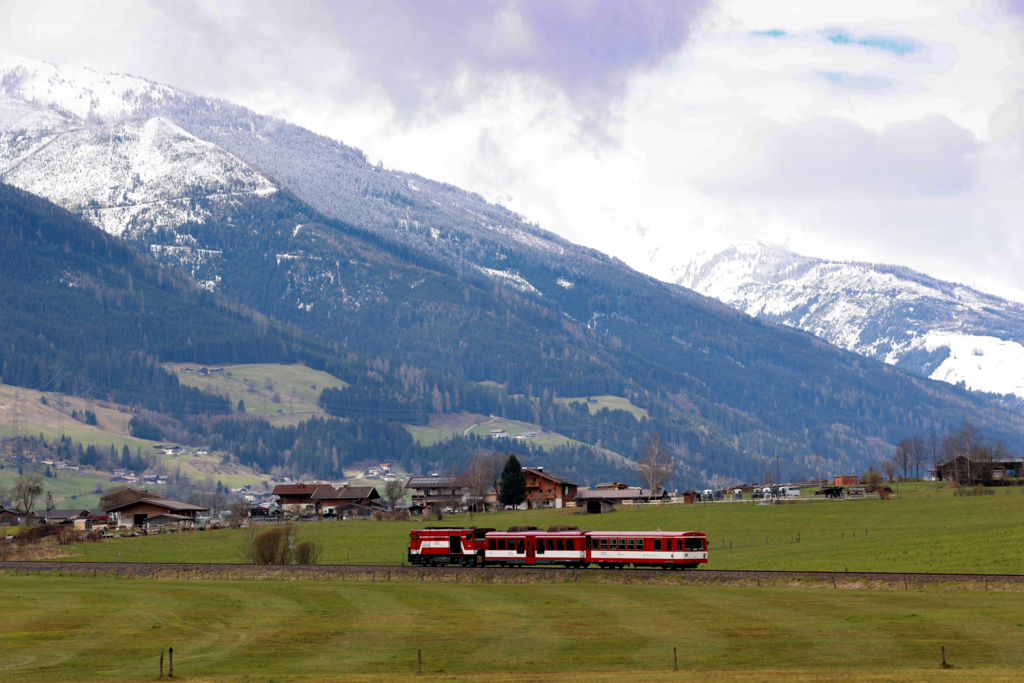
781,486,801,498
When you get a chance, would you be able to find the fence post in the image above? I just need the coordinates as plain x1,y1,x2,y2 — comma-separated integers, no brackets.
417,649,422,674
168,647,173,677
160,651,164,678
673,646,678,671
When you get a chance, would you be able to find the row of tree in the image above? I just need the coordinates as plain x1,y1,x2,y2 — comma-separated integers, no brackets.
887,419,1014,483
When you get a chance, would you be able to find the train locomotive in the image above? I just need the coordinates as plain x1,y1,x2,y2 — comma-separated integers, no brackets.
408,526,708,569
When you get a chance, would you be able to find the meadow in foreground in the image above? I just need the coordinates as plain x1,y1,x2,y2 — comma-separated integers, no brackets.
2,574,1023,682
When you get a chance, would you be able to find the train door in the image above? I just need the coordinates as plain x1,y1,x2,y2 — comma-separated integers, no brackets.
449,535,462,555
526,538,536,565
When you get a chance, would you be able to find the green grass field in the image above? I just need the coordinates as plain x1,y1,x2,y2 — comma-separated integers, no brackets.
555,394,649,421
57,488,1024,573
1,575,1021,682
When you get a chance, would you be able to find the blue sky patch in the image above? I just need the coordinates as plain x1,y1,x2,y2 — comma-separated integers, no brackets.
822,28,921,56
751,29,788,37
817,71,896,91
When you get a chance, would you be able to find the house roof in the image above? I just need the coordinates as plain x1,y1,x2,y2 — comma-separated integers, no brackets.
44,509,91,519
406,476,462,488
310,486,380,501
576,487,667,500
523,468,577,486
272,483,333,496
147,513,193,522
105,498,210,513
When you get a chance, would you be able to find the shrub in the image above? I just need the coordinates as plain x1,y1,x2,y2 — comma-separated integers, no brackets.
294,540,323,565
244,525,293,564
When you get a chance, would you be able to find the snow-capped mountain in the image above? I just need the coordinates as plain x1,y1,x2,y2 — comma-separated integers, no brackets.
0,57,577,294
0,59,277,240
677,243,1024,398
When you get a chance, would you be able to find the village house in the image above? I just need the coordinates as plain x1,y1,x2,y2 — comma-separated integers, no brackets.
271,483,333,513
311,485,382,518
523,467,578,509
405,475,467,509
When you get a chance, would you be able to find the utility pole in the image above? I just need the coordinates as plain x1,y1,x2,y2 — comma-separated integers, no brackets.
817,451,822,486
775,449,780,488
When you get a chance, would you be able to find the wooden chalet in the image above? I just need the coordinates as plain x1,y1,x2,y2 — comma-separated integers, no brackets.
271,483,333,512
405,475,467,509
310,485,382,517
523,467,577,509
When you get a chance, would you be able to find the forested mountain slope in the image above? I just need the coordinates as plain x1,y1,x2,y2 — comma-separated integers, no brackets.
3,59,1024,485
0,184,640,484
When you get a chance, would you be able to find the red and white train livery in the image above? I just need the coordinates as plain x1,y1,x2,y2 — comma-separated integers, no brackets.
409,526,708,569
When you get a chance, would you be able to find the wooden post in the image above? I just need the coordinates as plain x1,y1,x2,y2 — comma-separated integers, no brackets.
942,646,946,667
673,647,678,671
168,647,173,678
160,651,164,678
417,649,422,674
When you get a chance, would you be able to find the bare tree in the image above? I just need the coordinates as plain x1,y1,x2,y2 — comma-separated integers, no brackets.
894,439,912,481
384,478,406,511
927,430,941,476
484,451,505,504
13,475,43,515
190,491,227,516
909,434,926,480
441,466,464,514
880,459,897,482
942,420,985,482
462,453,492,516
637,433,674,494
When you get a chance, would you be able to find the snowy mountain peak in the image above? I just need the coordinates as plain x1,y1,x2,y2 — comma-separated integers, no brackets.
0,56,177,122
677,243,1024,398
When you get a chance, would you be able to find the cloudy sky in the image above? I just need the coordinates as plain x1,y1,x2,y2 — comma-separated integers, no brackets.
3,0,1024,298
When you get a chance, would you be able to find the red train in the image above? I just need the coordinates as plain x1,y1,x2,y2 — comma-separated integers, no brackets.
408,525,708,569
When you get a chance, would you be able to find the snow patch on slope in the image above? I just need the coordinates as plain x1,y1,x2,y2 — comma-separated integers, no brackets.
477,267,540,295
924,333,1024,396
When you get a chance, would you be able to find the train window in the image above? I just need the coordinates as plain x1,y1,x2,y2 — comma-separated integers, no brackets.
600,538,608,550
617,539,625,550
654,539,662,551
556,539,565,551
565,539,574,551
626,539,634,551
488,539,496,551
537,540,545,555
516,538,525,554
685,537,704,552
585,537,591,550
548,539,556,551
466,533,472,541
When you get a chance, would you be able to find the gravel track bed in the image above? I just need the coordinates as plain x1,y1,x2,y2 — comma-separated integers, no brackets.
2,561,1022,590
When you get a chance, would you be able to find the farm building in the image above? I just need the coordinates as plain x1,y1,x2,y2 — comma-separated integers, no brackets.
575,486,671,513
0,504,37,526
834,475,858,486
105,498,209,529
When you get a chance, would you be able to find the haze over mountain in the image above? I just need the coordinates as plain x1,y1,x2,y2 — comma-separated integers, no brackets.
3,56,1024,488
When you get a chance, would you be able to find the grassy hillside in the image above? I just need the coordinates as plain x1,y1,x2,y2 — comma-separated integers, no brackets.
58,487,1024,573
1,575,1021,682
166,362,348,424
556,395,649,421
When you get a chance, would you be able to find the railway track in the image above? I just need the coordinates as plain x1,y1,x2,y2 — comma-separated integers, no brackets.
1,561,1022,589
